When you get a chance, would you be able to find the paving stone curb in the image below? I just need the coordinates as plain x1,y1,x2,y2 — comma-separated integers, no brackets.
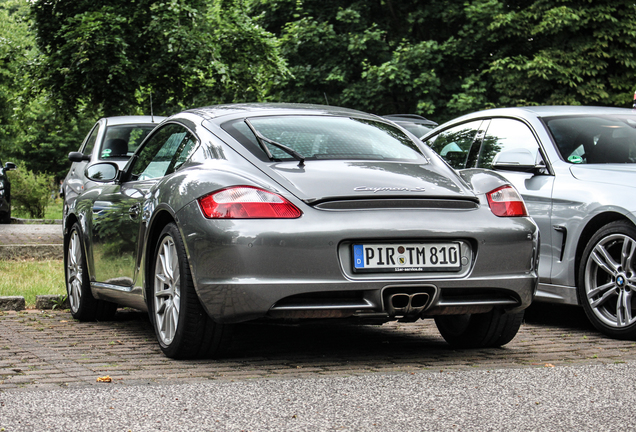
9,218,62,225
0,244,63,260
0,296,25,311
0,295,68,311
35,295,70,310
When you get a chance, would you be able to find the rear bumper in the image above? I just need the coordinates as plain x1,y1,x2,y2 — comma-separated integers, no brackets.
193,275,536,323
177,201,539,323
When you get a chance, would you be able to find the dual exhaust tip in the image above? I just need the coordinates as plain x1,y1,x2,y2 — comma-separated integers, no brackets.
385,290,435,318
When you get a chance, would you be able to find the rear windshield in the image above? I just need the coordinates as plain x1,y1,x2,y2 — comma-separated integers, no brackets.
544,115,636,164
222,116,427,163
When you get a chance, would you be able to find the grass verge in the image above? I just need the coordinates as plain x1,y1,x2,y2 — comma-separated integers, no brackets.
0,259,66,308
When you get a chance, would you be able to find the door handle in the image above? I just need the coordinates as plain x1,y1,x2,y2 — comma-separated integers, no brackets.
129,204,140,219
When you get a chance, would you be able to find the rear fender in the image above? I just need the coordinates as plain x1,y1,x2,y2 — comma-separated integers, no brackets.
458,168,512,197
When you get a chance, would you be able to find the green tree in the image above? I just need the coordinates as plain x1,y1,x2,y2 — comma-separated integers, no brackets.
253,0,636,122
486,0,636,107
0,0,93,180
0,0,34,156
31,0,289,117
251,0,491,119
12,97,95,179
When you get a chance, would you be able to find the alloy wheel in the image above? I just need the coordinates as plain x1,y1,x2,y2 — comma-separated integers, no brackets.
154,235,181,345
66,229,83,313
584,233,636,328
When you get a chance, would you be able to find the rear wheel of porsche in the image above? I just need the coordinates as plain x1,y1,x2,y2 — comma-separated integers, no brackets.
151,223,231,359
578,221,636,339
434,309,524,348
65,223,117,321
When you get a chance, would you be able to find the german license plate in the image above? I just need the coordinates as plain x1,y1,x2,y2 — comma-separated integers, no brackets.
352,242,461,273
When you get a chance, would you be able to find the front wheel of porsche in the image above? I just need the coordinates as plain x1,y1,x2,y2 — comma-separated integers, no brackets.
578,221,636,339
151,223,231,359
434,309,524,348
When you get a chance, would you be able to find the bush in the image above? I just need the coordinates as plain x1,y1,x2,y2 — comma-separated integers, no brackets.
7,162,54,219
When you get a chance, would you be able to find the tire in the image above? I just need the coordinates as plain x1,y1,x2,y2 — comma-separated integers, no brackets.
0,209,10,224
578,220,636,339
150,223,231,359
434,309,524,348
64,223,117,321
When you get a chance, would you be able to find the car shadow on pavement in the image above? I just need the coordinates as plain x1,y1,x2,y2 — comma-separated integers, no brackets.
102,309,451,360
523,303,595,331
226,320,450,359
83,303,600,364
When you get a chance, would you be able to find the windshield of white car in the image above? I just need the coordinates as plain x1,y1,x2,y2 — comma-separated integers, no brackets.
222,116,427,163
544,115,636,164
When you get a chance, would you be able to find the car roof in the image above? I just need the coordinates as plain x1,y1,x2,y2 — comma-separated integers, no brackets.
183,103,381,123
453,105,636,121
104,115,167,126
383,114,437,126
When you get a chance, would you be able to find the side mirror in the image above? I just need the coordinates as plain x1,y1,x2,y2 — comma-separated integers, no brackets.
492,149,540,173
85,162,119,182
4,162,16,171
68,151,91,162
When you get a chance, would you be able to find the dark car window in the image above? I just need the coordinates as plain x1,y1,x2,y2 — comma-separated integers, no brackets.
100,125,156,160
478,118,541,169
131,124,198,181
394,122,434,138
80,123,100,155
425,120,483,169
222,116,427,163
544,115,636,164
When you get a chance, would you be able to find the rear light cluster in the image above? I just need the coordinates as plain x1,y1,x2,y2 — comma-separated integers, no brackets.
486,185,528,217
198,186,302,219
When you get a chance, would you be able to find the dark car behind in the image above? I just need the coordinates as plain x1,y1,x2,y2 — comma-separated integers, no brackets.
0,160,16,223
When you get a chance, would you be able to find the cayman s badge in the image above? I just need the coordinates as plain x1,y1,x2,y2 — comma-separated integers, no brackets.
354,186,426,193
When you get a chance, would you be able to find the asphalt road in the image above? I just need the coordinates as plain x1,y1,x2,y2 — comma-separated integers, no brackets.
1,362,635,431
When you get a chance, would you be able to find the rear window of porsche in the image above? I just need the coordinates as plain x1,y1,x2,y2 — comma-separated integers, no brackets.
222,116,428,163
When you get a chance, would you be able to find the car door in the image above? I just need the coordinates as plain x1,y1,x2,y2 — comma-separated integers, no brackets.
89,123,199,287
476,118,556,283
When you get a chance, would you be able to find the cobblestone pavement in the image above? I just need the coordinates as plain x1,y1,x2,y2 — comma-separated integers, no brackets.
0,304,634,393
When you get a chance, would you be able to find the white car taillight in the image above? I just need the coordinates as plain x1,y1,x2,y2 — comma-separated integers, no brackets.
486,185,528,217
198,186,302,219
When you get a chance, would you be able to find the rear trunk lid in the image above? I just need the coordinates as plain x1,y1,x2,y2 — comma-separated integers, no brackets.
264,160,476,204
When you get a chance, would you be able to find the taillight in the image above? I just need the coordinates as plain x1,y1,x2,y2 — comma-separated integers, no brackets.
486,185,528,217
198,186,302,219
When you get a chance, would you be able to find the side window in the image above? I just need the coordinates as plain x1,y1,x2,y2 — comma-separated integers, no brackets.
80,123,100,156
131,124,198,181
425,121,483,169
478,118,540,169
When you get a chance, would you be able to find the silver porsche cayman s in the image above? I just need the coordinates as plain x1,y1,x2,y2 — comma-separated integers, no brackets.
63,103,539,359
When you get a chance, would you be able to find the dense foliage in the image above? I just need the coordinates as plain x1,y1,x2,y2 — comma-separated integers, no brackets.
0,0,634,182
31,0,288,117
252,0,636,121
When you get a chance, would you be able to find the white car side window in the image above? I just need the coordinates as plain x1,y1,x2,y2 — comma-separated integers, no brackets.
479,118,540,169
